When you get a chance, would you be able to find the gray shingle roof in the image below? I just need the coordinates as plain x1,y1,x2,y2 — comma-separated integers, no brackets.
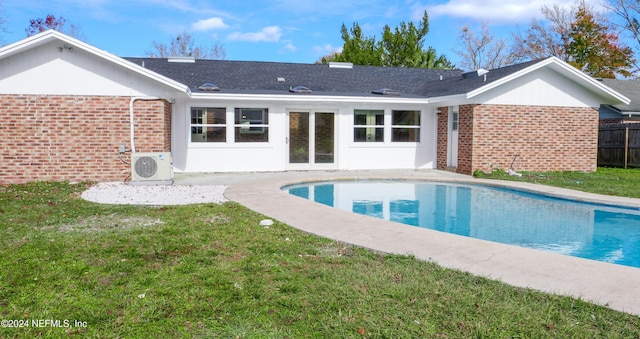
419,59,543,97
124,57,548,99
598,79,640,113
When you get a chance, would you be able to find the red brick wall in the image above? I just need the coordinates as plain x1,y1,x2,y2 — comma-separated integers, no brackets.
132,99,172,153
437,104,598,175
0,95,171,184
456,105,475,175
436,106,448,169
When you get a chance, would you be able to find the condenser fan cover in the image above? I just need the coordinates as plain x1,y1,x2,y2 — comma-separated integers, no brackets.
130,152,172,183
134,156,158,178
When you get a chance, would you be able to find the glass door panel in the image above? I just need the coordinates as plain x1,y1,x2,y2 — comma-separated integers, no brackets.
289,112,309,164
315,113,334,164
288,111,335,168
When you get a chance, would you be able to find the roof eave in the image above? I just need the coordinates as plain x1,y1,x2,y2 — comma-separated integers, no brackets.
424,93,469,104
607,105,640,116
190,92,430,104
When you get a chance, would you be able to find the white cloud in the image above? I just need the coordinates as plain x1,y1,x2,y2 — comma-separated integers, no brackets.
192,17,228,31
283,42,297,52
415,0,601,23
227,26,283,42
313,44,342,55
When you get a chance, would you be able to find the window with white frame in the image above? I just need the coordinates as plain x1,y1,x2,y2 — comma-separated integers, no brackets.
234,108,269,142
391,110,420,142
354,109,384,142
190,107,226,142
452,111,459,131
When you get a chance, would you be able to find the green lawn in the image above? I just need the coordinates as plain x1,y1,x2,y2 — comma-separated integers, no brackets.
0,178,639,338
476,167,640,198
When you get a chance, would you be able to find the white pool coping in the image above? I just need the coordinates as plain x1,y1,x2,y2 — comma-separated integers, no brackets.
176,169,640,316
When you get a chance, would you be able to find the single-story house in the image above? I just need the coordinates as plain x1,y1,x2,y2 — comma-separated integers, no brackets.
598,78,640,124
596,79,640,168
0,30,630,184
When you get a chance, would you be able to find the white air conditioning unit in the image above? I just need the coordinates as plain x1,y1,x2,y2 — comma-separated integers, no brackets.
131,152,173,184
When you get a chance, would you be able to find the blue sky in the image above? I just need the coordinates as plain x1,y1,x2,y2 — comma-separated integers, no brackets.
1,0,602,67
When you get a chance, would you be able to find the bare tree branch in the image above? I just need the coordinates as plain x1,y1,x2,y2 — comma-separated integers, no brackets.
604,0,640,76
455,22,512,70
146,31,226,60
509,4,574,62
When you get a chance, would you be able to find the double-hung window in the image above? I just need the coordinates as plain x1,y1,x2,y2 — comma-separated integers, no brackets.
354,109,384,142
392,110,420,142
190,107,226,142
234,108,269,142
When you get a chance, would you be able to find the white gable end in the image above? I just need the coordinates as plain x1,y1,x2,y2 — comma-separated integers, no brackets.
472,67,605,108
0,40,179,98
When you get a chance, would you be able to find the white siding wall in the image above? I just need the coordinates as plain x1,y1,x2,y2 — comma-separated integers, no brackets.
473,67,604,108
172,100,287,172
172,99,438,173
0,41,170,97
336,104,437,170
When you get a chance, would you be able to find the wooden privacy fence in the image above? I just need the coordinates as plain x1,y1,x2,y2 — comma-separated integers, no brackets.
598,123,640,168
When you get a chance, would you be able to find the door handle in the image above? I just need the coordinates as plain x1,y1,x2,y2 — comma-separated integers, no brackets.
286,137,289,144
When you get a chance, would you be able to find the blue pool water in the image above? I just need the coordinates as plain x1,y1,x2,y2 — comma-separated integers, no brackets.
283,181,640,268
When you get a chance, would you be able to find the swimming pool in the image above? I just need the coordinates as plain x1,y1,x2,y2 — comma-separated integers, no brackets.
283,180,640,268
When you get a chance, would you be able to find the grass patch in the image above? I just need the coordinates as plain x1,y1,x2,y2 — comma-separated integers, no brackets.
475,167,640,198
0,181,639,337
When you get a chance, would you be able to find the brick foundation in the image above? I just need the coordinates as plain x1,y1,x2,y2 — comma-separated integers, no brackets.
0,95,171,184
437,104,598,175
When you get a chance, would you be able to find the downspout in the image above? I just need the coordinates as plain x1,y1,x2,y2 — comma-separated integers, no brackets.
130,96,159,153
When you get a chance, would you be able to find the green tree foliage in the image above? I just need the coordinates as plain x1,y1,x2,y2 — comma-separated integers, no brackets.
409,47,455,69
566,4,634,78
509,1,633,78
381,11,430,67
334,11,453,69
333,23,382,66
510,4,572,63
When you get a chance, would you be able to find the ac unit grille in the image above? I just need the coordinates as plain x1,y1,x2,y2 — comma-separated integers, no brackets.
130,152,173,183
134,156,158,178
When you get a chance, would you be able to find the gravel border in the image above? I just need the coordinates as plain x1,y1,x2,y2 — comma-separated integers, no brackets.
81,182,228,205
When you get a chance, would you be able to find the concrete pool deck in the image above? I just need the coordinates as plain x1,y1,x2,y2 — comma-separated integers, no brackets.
174,169,640,316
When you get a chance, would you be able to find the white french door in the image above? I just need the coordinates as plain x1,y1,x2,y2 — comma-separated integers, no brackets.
287,111,336,169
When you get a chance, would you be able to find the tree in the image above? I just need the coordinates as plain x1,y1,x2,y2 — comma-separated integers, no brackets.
510,4,573,62
317,50,340,64
334,11,452,69
508,1,633,78
408,47,455,69
566,4,634,78
146,31,226,60
604,0,640,75
380,11,430,67
0,2,7,43
605,0,640,48
25,14,83,38
333,23,382,66
455,23,513,70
